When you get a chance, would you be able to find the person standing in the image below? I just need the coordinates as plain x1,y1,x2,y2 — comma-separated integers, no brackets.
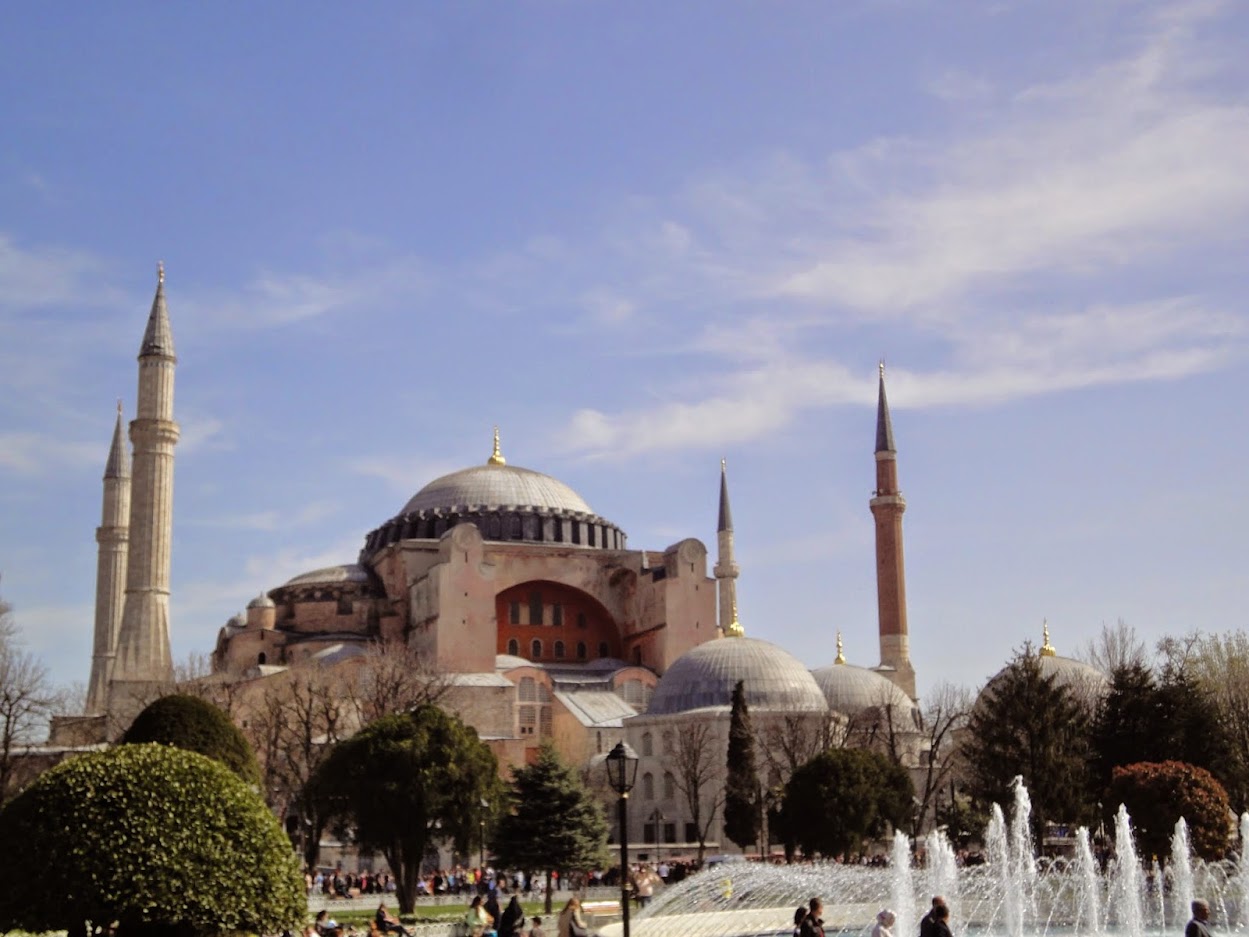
1187,900,1213,937
873,909,897,937
799,897,825,937
930,903,953,937
919,896,947,937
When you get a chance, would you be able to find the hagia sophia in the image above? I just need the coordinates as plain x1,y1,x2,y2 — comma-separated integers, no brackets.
49,269,1105,856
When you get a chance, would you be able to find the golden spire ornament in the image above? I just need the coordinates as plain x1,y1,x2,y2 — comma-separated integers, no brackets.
487,426,506,466
835,631,846,665
1040,619,1056,657
725,599,745,638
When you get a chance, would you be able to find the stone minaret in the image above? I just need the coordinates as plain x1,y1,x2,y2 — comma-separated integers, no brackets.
870,363,916,698
85,402,131,715
109,265,179,717
713,458,739,636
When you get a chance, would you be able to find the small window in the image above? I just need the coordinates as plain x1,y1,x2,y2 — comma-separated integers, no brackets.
257,652,267,666
632,646,642,665
664,822,676,844
519,677,537,702
553,604,563,627
531,639,542,660
529,591,543,626
685,822,698,843
598,641,610,658
337,596,353,615
507,638,519,656
519,706,536,735
642,732,653,757
539,707,552,737
509,601,521,625
662,730,674,754
577,612,587,629
576,642,587,660
642,773,654,800
554,640,566,659
596,731,603,754
663,772,675,799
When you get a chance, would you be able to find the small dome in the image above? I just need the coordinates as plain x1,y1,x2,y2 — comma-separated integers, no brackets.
647,637,828,716
401,463,594,516
227,612,246,628
283,564,370,587
812,662,917,719
247,593,275,609
979,653,1109,709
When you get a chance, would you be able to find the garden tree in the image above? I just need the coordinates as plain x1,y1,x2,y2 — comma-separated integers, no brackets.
122,694,260,785
962,649,1093,843
913,683,972,837
1078,619,1149,674
0,744,304,937
315,705,501,915
776,747,913,860
672,720,725,864
491,742,608,913
341,639,451,725
244,661,353,868
1186,632,1249,810
723,680,760,850
0,593,57,802
1107,761,1231,861
759,711,839,780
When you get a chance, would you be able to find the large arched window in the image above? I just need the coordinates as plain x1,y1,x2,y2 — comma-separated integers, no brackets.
530,639,542,660
642,772,654,800
663,772,675,799
554,640,566,660
662,730,674,754
641,732,653,756
507,638,519,656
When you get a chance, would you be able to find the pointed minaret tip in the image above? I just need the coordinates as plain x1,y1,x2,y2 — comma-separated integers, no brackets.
487,425,507,466
875,360,896,454
717,458,733,532
140,262,175,358
835,630,846,665
104,402,130,479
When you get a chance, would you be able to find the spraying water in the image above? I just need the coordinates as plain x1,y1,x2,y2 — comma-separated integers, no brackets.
925,828,959,918
1240,813,1249,928
1074,826,1103,934
1108,804,1144,936
1169,818,1194,927
987,802,1021,937
890,830,916,937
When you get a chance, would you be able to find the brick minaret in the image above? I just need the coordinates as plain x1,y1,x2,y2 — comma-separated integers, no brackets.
870,363,915,698
713,459,739,636
85,402,130,715
109,265,179,719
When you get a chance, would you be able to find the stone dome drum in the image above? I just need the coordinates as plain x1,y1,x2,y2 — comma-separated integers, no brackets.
646,636,828,716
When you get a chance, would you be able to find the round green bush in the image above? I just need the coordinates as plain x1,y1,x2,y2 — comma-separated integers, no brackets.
0,743,304,937
123,693,260,785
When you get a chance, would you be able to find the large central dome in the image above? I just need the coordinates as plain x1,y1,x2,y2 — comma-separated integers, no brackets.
360,432,625,560
401,463,594,515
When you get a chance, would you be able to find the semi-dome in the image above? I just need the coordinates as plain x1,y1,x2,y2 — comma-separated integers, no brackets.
401,463,594,515
812,661,918,720
646,636,828,716
283,564,371,587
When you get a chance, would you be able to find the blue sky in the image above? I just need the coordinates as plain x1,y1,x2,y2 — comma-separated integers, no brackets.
2,1,1246,702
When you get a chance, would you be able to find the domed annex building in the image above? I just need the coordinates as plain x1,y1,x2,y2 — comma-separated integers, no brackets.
54,272,928,857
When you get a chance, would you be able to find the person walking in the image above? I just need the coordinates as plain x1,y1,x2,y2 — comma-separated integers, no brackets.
1187,900,1213,937
930,903,953,937
919,896,947,937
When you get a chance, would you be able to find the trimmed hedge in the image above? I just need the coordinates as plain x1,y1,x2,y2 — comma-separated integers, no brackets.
123,694,260,786
0,743,304,937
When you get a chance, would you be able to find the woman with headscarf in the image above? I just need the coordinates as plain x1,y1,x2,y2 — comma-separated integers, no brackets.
557,896,590,937
497,894,525,937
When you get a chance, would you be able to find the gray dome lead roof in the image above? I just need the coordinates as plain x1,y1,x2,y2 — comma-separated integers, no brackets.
401,463,594,515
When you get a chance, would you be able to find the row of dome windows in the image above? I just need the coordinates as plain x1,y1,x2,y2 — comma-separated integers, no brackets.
507,597,589,628
507,638,610,661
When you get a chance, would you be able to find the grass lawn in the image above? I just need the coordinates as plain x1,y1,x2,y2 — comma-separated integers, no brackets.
324,901,553,926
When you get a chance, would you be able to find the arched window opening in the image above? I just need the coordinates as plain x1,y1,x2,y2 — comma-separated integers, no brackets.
641,732,653,756
598,641,610,658
507,638,519,656
257,652,267,666
642,772,654,800
519,677,537,702
576,642,587,660
663,772,675,799
554,641,566,660
530,639,542,660
662,730,674,754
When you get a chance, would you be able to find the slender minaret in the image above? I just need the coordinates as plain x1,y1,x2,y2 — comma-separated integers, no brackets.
713,459,740,636
85,402,131,715
870,363,916,698
109,264,179,718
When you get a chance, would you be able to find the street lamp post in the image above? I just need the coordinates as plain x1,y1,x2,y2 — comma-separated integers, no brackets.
606,742,639,937
651,809,665,864
479,798,489,875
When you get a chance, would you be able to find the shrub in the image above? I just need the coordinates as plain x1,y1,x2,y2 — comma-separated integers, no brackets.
1107,760,1231,860
123,693,260,785
0,743,304,937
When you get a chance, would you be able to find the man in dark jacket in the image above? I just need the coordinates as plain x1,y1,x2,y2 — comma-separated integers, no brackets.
919,896,947,937
799,897,825,937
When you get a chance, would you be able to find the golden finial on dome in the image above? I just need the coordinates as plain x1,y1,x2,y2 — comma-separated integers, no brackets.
157,260,164,284
1040,619,1056,657
835,631,846,665
879,359,885,377
725,599,745,638
487,426,506,466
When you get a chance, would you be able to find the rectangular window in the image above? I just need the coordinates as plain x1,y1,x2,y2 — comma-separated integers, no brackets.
509,601,521,625
664,823,676,844
685,822,698,843
529,591,543,626
552,604,563,627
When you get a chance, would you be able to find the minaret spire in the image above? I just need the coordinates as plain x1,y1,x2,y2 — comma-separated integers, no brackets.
870,363,915,698
714,458,740,636
109,266,180,727
86,403,131,715
487,426,506,466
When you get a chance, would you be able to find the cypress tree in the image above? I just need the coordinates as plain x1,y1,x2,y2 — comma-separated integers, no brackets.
723,680,760,850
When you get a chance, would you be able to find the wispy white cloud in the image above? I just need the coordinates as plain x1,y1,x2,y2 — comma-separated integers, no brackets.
0,432,101,475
